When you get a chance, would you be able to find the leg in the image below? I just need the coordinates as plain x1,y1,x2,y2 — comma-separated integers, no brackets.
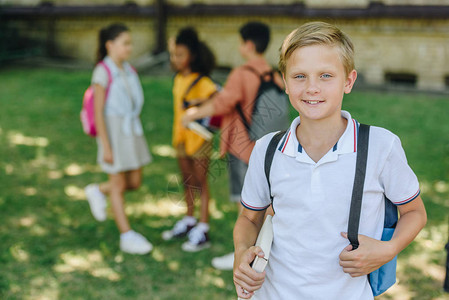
178,157,198,217
191,157,210,224
125,168,142,191
180,156,211,252
108,172,131,233
98,181,111,195
211,154,248,269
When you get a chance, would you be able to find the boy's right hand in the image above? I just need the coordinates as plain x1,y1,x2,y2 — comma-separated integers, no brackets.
233,246,266,299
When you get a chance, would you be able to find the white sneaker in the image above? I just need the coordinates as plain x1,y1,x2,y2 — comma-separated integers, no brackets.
211,252,234,270
181,224,210,252
120,231,153,255
162,217,197,241
85,184,107,221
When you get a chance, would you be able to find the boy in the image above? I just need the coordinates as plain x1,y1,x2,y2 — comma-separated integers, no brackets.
182,22,284,270
233,22,427,299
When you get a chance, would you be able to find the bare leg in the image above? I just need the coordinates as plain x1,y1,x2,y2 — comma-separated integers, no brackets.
178,157,197,217
98,168,141,198
191,157,210,224
99,180,111,195
108,172,131,233
125,168,142,191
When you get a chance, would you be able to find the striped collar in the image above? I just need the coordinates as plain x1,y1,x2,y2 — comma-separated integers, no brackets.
278,111,360,161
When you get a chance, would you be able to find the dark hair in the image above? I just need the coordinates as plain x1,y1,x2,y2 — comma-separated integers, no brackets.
239,22,270,54
175,27,215,76
97,23,129,63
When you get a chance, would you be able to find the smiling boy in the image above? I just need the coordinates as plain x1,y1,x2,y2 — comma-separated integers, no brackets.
233,22,427,299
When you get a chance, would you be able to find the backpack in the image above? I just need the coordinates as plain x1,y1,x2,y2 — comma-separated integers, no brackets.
80,61,112,137
264,125,397,296
182,74,222,134
236,66,290,141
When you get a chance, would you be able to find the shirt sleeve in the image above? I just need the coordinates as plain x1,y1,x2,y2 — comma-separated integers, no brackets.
380,135,420,205
91,65,109,88
198,77,218,100
213,68,244,116
241,136,272,211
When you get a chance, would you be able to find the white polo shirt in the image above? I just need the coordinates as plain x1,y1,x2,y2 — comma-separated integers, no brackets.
241,111,420,300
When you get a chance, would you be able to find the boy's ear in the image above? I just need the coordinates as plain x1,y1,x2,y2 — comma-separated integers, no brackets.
282,73,289,95
344,70,357,94
246,40,257,53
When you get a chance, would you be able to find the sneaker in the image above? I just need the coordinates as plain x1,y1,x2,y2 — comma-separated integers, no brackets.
162,217,197,241
181,224,211,252
85,184,107,221
120,230,153,255
211,252,234,270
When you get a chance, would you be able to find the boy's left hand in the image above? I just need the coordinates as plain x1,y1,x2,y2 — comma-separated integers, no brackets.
339,232,396,277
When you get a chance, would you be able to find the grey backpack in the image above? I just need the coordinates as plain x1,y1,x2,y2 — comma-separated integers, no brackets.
237,66,290,141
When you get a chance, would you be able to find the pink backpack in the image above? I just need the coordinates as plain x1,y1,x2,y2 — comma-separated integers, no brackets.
80,61,113,137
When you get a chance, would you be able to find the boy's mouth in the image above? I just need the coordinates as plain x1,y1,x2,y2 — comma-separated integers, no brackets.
303,100,324,105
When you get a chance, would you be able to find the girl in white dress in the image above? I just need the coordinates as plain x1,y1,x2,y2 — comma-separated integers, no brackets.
85,23,152,255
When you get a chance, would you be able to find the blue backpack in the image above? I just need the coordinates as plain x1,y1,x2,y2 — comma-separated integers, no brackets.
264,124,397,296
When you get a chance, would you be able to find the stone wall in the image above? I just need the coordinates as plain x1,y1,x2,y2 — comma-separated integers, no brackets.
2,1,449,90
167,16,449,90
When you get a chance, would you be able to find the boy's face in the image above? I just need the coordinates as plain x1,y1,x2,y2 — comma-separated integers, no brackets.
283,44,357,123
238,38,255,60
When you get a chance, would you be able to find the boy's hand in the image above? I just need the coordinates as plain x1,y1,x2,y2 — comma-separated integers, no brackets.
233,246,266,299
181,107,198,127
339,232,395,277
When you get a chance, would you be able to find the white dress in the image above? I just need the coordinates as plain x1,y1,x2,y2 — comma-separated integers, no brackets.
91,57,151,174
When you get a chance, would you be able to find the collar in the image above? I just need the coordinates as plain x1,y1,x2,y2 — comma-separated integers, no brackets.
104,56,132,76
277,111,359,162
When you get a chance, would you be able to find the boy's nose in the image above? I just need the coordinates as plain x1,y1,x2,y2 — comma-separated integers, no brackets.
306,80,320,95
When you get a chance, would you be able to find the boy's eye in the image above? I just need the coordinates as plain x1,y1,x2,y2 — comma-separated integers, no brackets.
321,74,332,79
294,74,305,79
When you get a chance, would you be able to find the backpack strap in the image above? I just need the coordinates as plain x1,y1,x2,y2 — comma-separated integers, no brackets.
236,66,282,132
236,103,251,132
264,130,287,211
347,123,370,250
98,61,113,96
182,74,205,109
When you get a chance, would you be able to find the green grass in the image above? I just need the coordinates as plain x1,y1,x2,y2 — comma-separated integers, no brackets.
0,67,448,300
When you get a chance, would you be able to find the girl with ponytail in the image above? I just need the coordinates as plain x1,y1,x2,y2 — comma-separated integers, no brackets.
162,27,218,252
85,23,153,255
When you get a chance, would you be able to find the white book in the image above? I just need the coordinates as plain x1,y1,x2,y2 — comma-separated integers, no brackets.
187,121,213,141
251,215,273,272
238,215,273,300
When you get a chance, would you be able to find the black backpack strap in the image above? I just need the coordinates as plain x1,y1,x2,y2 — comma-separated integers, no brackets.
182,74,204,109
264,131,287,210
236,66,276,132
236,103,251,132
347,123,370,250
242,65,276,82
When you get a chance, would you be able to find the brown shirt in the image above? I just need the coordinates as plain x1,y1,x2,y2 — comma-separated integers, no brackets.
213,57,284,164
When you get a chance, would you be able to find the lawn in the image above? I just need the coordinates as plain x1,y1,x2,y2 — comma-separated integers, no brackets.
0,67,448,300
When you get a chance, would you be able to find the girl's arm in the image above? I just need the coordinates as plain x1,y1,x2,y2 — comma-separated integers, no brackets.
233,207,267,299
93,84,113,164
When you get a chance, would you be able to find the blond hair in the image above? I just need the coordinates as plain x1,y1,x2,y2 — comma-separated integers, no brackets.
279,21,354,75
